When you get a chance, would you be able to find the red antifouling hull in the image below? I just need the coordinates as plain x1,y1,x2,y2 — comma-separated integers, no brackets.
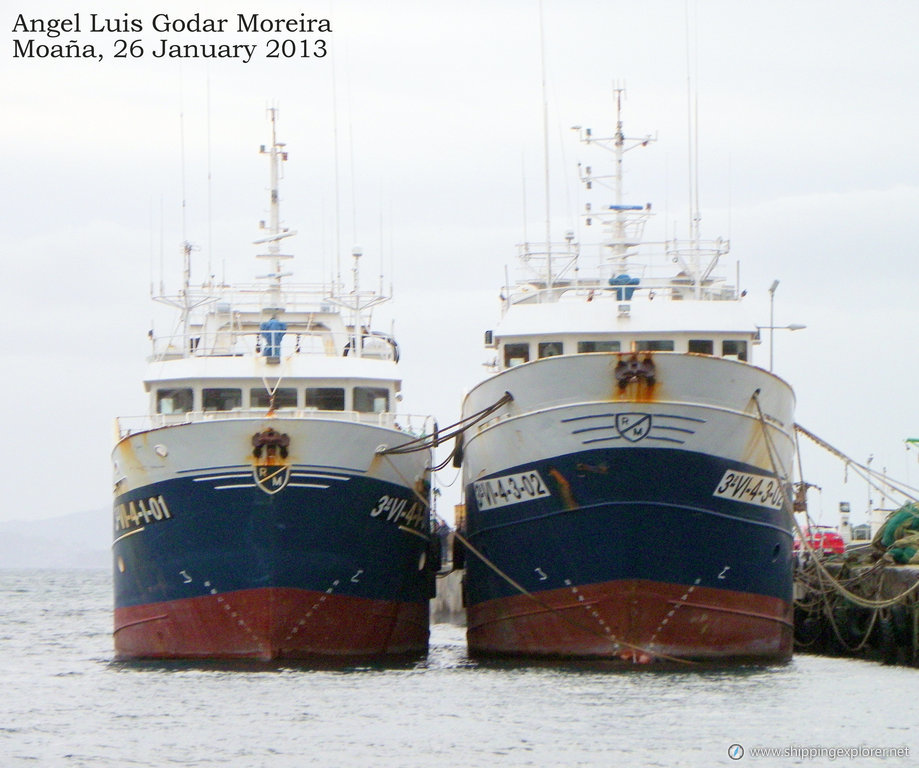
467,579,793,663
114,587,429,661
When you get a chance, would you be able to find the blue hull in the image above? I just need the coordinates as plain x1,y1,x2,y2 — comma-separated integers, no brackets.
464,446,793,604
462,446,794,660
114,465,435,608
113,464,435,658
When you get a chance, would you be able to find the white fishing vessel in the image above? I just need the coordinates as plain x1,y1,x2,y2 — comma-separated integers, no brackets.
457,90,796,662
112,109,438,660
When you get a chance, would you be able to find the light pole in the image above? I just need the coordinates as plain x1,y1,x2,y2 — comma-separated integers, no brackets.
761,279,805,371
769,280,779,371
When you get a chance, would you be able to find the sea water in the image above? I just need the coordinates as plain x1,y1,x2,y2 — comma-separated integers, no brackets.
0,569,914,767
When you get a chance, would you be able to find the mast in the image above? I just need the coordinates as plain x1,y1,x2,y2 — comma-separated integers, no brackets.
180,240,193,354
151,232,209,359
538,0,552,291
323,245,390,359
351,246,363,359
576,87,654,277
255,107,295,312
612,88,627,273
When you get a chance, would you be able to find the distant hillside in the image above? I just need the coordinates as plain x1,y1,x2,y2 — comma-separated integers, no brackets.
0,509,109,569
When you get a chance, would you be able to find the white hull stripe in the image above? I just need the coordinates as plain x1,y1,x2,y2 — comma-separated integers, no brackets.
469,498,792,538
193,474,251,482
581,433,685,445
290,473,349,482
112,527,145,545
177,465,247,475
192,472,347,485
210,481,332,491
178,465,361,478
291,463,366,475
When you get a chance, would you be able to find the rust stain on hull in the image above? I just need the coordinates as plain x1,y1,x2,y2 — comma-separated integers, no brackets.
467,578,793,663
612,353,658,403
547,468,578,510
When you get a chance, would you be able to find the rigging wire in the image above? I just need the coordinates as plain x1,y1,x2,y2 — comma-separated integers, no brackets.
796,423,919,504
754,393,919,610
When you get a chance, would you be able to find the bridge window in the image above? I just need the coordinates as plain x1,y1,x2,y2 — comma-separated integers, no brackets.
688,339,714,355
577,340,620,353
203,388,242,411
722,340,748,361
156,388,193,414
636,340,675,352
250,388,298,409
305,387,345,411
354,386,389,413
504,343,530,367
538,342,563,359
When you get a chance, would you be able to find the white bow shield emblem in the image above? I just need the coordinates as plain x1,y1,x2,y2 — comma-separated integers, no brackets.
615,413,652,442
254,464,291,495
251,428,291,495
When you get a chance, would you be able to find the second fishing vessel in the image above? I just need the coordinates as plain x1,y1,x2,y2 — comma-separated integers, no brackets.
457,91,796,663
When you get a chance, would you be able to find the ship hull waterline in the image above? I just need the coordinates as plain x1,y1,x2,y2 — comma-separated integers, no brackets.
467,578,793,664
114,588,429,662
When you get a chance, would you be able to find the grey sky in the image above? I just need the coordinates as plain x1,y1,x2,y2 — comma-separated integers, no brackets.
2,0,917,525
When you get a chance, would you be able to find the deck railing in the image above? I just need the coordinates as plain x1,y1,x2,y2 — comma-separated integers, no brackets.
150,328,398,363
115,410,435,440
507,238,737,305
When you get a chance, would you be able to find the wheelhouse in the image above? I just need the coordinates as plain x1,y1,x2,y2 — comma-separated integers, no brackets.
151,379,397,416
491,331,753,369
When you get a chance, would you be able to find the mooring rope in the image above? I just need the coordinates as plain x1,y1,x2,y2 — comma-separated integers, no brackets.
380,453,695,665
377,391,514,456
448,519,698,665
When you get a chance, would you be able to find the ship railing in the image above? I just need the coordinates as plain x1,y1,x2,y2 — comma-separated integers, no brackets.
150,327,397,362
156,281,341,313
115,409,435,440
156,280,394,317
509,236,735,297
508,246,738,305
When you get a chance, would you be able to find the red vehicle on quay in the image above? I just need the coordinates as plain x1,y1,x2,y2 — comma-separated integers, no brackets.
794,527,846,557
